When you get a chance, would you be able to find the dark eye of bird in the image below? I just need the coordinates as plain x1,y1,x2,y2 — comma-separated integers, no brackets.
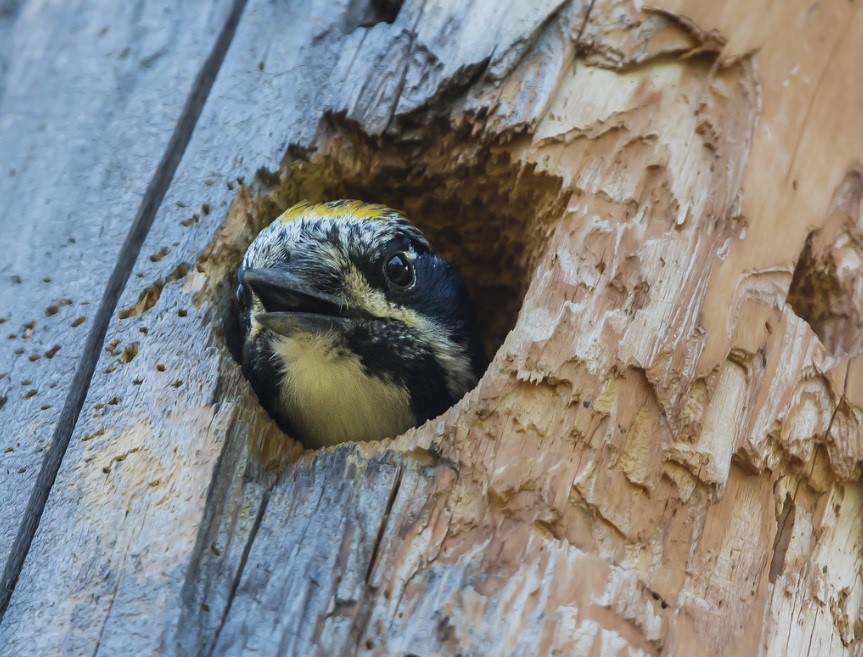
384,253,414,287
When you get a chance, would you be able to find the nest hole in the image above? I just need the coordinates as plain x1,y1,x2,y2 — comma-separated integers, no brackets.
222,116,567,365
341,0,403,31
217,115,568,452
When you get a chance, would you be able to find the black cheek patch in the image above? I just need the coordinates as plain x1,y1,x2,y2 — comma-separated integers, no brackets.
224,298,246,365
346,321,453,423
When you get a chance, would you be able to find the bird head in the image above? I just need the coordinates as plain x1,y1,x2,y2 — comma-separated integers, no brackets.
236,200,485,448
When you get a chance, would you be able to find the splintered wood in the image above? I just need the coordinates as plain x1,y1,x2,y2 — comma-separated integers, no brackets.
1,0,862,655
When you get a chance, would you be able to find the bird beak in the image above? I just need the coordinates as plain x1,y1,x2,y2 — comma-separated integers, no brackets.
242,268,358,336
256,311,356,336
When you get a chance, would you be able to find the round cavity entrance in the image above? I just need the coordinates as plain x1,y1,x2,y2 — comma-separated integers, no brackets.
217,115,568,445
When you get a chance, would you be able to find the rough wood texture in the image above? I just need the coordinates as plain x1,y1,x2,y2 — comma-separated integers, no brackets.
0,0,243,608
0,0,26,101
1,0,862,655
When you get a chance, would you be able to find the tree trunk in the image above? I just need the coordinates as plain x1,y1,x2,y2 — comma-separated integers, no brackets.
1,0,862,655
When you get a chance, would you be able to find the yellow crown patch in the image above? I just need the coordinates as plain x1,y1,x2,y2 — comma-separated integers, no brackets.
277,200,400,224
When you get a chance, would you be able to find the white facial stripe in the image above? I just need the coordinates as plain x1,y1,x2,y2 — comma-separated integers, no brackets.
341,269,475,398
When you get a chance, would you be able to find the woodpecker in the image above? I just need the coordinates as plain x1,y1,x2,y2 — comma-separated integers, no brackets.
236,200,486,448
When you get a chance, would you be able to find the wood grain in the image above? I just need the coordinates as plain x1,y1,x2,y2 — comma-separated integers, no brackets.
0,0,26,101
0,0,240,612
2,0,862,654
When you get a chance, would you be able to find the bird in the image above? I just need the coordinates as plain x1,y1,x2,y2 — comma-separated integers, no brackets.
235,199,486,448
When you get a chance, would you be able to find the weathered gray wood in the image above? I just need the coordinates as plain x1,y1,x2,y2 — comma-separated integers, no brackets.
207,452,448,657
0,0,239,612
0,0,575,654
0,0,26,102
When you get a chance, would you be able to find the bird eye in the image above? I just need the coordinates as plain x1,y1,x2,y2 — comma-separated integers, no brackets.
384,253,414,287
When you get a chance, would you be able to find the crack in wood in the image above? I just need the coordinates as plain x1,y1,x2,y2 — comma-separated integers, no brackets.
769,493,795,584
348,466,404,656
575,0,597,50
0,0,251,619
364,465,403,586
207,484,273,656
90,498,153,657
0,0,26,102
